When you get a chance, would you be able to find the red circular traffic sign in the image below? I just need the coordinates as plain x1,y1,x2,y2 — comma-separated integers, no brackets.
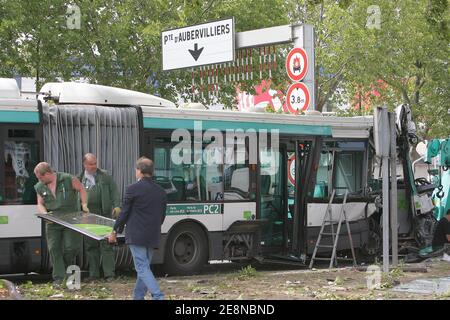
288,154,296,186
285,47,308,82
286,82,310,114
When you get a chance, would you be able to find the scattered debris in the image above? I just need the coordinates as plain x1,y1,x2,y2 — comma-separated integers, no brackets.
392,277,450,295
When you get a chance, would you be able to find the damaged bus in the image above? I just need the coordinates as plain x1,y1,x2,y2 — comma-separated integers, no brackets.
0,79,436,275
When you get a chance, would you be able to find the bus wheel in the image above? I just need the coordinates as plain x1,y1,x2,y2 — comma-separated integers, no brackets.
164,223,208,275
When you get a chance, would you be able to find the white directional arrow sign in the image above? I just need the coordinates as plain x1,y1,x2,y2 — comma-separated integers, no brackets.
162,18,235,71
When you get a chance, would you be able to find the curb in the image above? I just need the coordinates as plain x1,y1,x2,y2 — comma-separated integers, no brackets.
0,279,23,300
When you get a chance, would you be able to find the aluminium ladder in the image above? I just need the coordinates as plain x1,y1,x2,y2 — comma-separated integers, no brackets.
309,190,357,269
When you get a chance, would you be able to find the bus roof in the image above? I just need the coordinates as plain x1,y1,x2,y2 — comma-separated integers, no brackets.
0,78,20,99
39,82,176,108
141,106,374,138
0,78,38,113
0,78,374,138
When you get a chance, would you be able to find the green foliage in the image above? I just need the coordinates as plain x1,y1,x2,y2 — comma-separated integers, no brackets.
333,275,344,286
237,265,259,280
20,280,34,290
19,280,116,300
0,0,447,134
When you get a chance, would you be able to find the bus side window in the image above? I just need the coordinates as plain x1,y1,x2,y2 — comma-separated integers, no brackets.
2,140,39,205
313,151,332,199
153,143,224,202
223,141,255,201
333,151,364,195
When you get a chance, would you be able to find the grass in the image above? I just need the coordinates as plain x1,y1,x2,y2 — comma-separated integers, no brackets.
333,276,345,286
19,281,116,300
236,265,259,280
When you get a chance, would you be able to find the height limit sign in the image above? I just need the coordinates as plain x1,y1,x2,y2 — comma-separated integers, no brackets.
286,82,310,113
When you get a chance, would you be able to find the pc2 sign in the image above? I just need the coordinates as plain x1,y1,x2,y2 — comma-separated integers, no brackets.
286,82,310,113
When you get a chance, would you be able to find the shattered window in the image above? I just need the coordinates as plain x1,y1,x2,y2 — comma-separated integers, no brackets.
2,140,39,204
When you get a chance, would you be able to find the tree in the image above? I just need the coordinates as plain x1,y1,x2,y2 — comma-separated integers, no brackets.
332,0,448,137
0,1,86,88
0,0,447,137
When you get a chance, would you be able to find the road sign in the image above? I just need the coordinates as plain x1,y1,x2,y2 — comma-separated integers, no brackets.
162,18,235,71
285,47,308,82
286,82,310,113
288,153,296,186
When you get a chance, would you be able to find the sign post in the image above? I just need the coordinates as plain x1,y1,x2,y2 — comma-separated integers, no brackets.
162,18,235,71
284,26,313,112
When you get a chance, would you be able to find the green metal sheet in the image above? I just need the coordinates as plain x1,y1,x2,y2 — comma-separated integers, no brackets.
144,117,332,136
0,110,39,123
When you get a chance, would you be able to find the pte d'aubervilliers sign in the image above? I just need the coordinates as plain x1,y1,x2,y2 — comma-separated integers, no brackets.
162,18,235,71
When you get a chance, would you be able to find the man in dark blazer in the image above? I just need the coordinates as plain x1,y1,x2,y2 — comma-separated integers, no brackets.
107,157,167,300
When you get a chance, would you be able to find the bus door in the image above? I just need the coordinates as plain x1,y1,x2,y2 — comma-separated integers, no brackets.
259,138,321,256
291,138,324,258
259,144,288,251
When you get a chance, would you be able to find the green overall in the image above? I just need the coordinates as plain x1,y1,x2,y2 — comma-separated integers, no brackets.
79,169,120,279
35,172,82,281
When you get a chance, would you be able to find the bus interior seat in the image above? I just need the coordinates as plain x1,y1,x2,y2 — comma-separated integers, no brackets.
230,168,249,193
153,176,171,188
153,176,177,200
171,176,186,200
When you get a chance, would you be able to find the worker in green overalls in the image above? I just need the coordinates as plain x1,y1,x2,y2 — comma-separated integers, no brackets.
78,153,121,282
34,162,89,285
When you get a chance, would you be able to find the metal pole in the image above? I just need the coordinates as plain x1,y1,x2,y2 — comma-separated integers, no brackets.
375,107,390,273
389,113,398,266
382,155,390,272
293,24,315,110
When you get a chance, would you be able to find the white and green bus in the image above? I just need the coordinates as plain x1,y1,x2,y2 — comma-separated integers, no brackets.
0,78,389,275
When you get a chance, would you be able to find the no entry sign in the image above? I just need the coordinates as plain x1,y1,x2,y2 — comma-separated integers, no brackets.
285,47,308,82
286,82,310,113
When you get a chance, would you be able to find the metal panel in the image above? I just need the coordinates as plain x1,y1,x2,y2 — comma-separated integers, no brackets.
36,212,124,241
144,117,332,136
0,205,41,238
332,128,370,139
307,203,376,227
235,25,292,49
0,110,39,123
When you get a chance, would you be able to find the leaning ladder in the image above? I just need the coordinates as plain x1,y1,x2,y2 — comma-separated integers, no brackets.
309,190,357,269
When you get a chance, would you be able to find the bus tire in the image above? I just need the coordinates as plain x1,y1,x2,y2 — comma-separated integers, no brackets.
163,222,208,276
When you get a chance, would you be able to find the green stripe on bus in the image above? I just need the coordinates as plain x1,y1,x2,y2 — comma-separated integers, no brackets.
144,118,332,136
0,110,39,123
0,216,8,224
